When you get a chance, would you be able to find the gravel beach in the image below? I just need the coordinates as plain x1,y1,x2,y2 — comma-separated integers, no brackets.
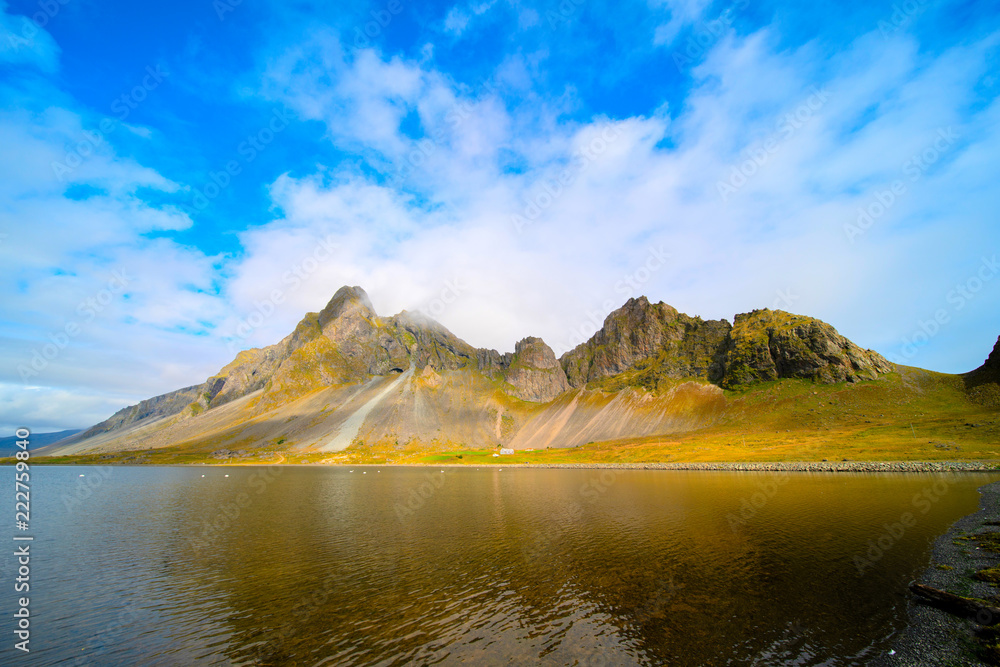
869,480,1000,666
436,461,1000,473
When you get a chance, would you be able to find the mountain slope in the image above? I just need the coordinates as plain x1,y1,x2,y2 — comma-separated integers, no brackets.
0,429,82,457
41,286,993,461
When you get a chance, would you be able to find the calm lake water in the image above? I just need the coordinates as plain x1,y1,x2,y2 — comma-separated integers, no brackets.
1,466,996,666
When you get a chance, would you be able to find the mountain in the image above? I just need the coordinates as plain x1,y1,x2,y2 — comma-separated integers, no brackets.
0,429,82,457
559,298,891,391
43,286,993,460
966,336,1000,407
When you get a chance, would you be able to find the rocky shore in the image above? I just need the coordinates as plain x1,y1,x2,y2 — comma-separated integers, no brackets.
471,461,1000,473
869,480,1000,666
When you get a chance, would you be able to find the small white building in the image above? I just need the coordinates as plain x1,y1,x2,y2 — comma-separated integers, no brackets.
499,448,515,455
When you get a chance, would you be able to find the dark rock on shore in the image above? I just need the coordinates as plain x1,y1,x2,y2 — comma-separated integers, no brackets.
869,480,1000,666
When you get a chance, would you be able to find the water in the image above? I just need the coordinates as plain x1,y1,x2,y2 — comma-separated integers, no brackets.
1,466,995,666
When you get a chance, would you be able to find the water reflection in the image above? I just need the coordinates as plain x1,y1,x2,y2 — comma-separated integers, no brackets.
7,467,996,666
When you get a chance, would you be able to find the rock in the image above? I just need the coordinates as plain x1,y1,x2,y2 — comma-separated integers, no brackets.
966,335,1000,407
503,337,570,403
560,297,731,389
719,309,894,389
558,300,893,392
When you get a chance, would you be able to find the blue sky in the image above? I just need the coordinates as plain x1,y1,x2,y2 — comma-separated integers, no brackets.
1,0,998,432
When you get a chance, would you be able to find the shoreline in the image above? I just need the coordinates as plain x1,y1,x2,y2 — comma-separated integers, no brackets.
11,459,1000,472
870,480,1000,666
13,460,1000,472
412,461,1000,473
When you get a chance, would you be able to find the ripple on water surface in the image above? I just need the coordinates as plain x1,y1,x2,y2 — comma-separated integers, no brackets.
4,466,996,666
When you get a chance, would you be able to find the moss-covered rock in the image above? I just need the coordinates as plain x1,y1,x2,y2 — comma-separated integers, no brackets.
559,297,731,389
719,309,894,389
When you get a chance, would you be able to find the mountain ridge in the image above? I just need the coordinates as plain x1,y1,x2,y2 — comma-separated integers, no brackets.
48,285,994,459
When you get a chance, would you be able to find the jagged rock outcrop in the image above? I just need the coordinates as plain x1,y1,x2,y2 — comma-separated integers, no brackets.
966,336,1000,407
560,297,732,390
504,337,571,402
719,309,894,388
558,298,894,392
389,311,477,372
251,288,481,410
476,348,512,380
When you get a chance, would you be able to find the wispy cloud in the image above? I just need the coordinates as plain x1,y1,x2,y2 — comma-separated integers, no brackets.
1,0,998,432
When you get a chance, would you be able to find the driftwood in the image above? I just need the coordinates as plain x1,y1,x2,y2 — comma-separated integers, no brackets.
909,582,1000,625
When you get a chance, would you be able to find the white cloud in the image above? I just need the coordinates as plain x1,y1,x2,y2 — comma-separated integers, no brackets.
0,383,133,434
444,7,470,35
0,8,233,431
0,1,60,72
250,26,1000,376
5,5,999,434
443,1,498,36
651,0,715,46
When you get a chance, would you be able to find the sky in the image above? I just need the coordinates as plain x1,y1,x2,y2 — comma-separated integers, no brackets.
0,0,998,433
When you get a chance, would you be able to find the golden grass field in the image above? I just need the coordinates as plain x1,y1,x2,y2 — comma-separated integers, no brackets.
23,365,998,467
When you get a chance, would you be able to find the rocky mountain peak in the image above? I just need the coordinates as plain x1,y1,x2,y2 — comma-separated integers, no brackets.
985,336,1000,370
965,335,1000,407
561,298,730,389
721,309,893,388
505,336,570,402
514,336,554,359
317,285,377,332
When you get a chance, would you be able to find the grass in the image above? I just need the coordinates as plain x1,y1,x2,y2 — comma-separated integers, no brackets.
13,367,999,467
